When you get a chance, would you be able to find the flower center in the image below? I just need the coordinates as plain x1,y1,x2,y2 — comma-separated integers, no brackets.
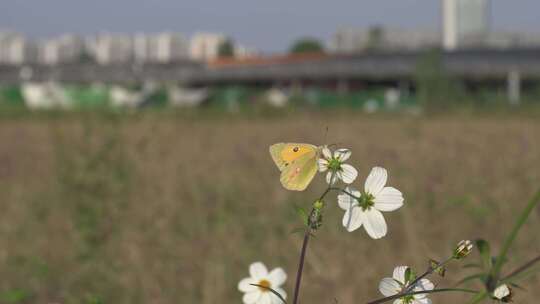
359,193,375,211
401,295,415,304
257,279,271,292
327,158,342,171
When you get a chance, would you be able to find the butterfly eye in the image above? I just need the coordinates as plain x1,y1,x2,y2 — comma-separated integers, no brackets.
293,147,299,152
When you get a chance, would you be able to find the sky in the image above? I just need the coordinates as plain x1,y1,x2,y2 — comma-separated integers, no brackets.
1,0,539,52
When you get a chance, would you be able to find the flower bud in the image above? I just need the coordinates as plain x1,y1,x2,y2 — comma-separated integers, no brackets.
313,199,325,211
493,284,512,302
453,240,473,259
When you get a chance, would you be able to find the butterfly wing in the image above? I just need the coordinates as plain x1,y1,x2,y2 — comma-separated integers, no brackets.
269,143,288,171
279,150,319,191
269,143,318,171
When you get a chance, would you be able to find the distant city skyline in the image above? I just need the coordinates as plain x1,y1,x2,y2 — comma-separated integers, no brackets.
1,0,539,52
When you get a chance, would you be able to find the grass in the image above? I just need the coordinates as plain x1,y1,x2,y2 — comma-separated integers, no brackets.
0,110,539,303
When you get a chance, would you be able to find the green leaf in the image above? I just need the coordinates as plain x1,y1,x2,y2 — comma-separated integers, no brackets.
404,267,415,283
295,207,309,226
468,290,488,304
490,190,540,281
475,239,491,269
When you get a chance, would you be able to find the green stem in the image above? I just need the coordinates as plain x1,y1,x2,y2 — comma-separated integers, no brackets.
468,290,488,304
329,187,361,200
490,189,540,283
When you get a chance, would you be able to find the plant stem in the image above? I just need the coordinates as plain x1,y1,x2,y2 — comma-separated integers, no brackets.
292,228,311,304
292,178,337,304
405,257,454,293
500,254,540,282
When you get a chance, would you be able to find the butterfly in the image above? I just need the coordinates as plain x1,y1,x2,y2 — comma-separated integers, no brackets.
269,143,321,191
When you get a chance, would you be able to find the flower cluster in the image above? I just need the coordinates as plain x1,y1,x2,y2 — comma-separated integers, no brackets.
240,145,408,304
240,143,486,304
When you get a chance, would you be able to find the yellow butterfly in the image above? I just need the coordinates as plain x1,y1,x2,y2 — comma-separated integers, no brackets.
269,143,321,191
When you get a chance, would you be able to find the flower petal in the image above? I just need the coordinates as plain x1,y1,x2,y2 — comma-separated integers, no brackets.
322,146,332,159
415,279,434,291
413,278,434,299
361,208,387,239
268,268,287,287
393,299,404,304
379,277,401,297
326,171,339,185
258,292,272,304
374,187,404,212
238,277,258,293
243,291,261,304
334,148,351,161
250,262,268,280
413,298,432,304
338,187,360,210
317,159,329,172
364,167,388,195
392,266,409,284
342,207,363,232
340,164,358,184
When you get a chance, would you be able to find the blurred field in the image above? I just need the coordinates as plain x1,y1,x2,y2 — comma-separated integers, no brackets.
0,111,539,304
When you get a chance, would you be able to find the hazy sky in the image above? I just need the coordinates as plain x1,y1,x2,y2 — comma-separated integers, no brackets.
1,0,539,52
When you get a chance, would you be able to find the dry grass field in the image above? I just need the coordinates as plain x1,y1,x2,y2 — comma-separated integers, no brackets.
0,111,539,304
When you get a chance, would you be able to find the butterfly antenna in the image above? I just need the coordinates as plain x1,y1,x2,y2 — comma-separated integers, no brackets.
323,126,329,145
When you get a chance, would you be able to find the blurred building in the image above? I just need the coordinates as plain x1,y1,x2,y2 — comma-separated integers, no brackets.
133,33,150,63
39,34,85,65
233,44,257,59
150,33,189,63
189,32,226,61
87,34,133,65
484,31,540,49
0,31,38,65
442,0,490,50
330,27,440,53
134,32,189,63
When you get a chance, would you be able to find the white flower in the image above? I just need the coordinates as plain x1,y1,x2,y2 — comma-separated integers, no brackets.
238,262,287,304
379,266,434,304
338,167,404,239
493,284,512,302
317,146,358,185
